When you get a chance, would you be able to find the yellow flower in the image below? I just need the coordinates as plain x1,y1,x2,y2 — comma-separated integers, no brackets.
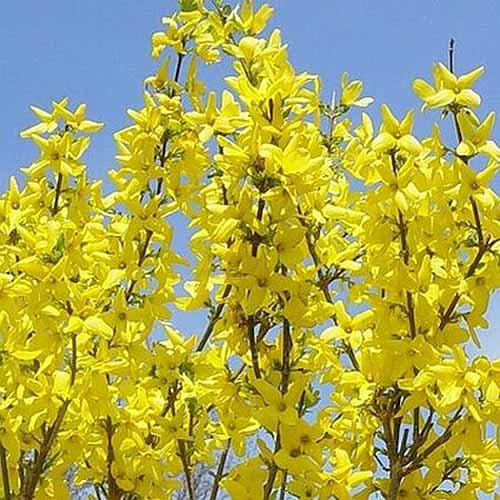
340,72,373,108
413,63,484,109
456,111,500,160
253,379,304,430
237,0,274,36
371,105,422,155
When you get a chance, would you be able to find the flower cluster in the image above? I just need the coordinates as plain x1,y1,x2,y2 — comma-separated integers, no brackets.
0,1,499,499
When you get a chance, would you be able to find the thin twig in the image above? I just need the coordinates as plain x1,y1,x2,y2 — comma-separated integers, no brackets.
0,445,11,500
196,284,232,351
178,439,195,500
448,38,455,74
20,400,70,499
160,380,181,418
105,417,122,500
51,172,63,215
403,407,463,476
209,439,231,500
247,319,261,378
263,318,293,498
438,50,490,331
70,334,77,386
126,50,186,300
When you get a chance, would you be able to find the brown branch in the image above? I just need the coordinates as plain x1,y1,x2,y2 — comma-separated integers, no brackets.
0,445,11,500
160,380,181,418
262,429,280,500
94,483,105,500
280,319,292,395
209,439,231,500
245,192,268,378
395,208,417,340
126,51,186,301
196,284,232,351
105,416,123,500
20,330,78,499
470,196,484,245
70,334,77,386
403,407,463,476
172,53,185,95
178,439,195,500
438,242,489,330
402,407,434,468
299,211,361,371
227,321,273,383
438,38,490,331
392,164,421,476
51,172,63,215
247,318,261,379
448,38,455,75
20,400,70,499
251,198,266,258
381,411,402,500
262,318,293,498
125,228,153,300
438,188,491,331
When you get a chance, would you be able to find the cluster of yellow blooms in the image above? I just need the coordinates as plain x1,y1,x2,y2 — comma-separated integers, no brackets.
1,0,500,498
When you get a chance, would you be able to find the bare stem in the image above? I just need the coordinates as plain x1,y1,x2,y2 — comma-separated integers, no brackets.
382,413,402,500
0,445,11,500
51,172,63,215
70,334,77,386
247,319,261,378
278,471,288,500
299,210,361,370
20,400,70,499
105,417,122,500
160,380,181,418
19,330,78,499
403,407,463,476
209,439,231,500
448,38,455,74
196,284,232,351
178,439,195,500
438,55,490,330
263,318,293,498
126,51,186,300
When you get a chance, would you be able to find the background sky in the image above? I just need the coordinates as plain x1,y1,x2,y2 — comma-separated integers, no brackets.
1,0,499,359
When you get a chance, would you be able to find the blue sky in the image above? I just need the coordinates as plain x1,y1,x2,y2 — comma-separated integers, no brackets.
1,0,499,357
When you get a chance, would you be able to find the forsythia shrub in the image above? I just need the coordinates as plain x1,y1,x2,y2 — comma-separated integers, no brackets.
1,1,500,499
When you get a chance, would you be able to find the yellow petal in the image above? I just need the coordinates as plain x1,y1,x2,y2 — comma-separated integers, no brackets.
399,134,422,155
412,79,435,100
84,316,114,339
486,381,499,402
253,379,281,405
456,141,476,157
353,97,374,107
417,255,431,291
427,89,455,108
478,141,500,161
456,89,481,108
380,104,399,134
65,315,84,334
436,62,458,88
11,350,43,360
324,205,364,223
477,112,495,142
372,132,396,153
102,269,125,290
457,66,485,89
53,370,71,397
394,190,408,213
